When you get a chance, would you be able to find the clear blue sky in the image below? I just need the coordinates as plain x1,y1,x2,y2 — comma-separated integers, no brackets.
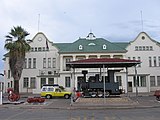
0,0,160,72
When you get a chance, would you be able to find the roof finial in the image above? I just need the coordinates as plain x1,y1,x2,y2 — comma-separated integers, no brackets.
90,28,92,33
86,29,96,40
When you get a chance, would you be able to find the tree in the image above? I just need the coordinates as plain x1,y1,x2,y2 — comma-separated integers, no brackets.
4,26,31,93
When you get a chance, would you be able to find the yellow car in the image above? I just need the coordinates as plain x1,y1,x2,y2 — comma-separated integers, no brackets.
40,86,72,99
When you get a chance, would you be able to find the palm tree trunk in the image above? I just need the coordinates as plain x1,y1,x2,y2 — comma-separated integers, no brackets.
14,80,19,94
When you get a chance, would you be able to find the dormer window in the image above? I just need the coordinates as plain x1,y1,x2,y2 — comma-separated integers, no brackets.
103,44,107,49
88,43,96,46
79,45,83,50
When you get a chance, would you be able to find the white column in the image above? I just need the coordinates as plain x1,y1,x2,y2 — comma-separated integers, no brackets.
126,67,128,96
85,55,89,59
110,55,113,58
60,55,63,72
97,55,100,58
72,55,76,61
135,66,138,97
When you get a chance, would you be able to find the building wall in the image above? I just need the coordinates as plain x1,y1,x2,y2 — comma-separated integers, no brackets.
126,32,160,92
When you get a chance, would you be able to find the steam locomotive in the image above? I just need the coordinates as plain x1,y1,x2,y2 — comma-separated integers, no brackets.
78,70,122,97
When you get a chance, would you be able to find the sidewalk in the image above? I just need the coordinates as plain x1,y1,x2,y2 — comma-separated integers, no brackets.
1,92,160,109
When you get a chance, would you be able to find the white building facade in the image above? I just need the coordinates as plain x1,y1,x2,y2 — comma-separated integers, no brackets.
3,32,160,94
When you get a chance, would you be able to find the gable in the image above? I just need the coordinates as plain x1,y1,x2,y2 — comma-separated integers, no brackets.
126,32,160,52
28,32,58,52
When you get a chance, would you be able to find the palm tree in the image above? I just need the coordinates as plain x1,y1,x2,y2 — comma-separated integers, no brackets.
4,26,31,94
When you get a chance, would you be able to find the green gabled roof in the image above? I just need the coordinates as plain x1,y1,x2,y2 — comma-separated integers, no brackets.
113,42,130,49
53,43,72,51
54,38,127,53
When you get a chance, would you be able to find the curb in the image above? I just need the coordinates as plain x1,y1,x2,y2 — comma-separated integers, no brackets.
1,103,160,110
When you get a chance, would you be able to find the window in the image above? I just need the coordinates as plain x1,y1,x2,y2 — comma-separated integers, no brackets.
31,48,34,52
28,58,31,68
134,76,139,87
150,76,156,87
157,76,160,86
103,44,107,49
140,76,146,87
79,45,83,50
33,58,36,68
150,46,153,50
42,87,47,91
134,76,146,87
48,87,54,91
154,56,157,67
52,58,56,68
55,88,61,92
40,78,46,88
135,46,153,51
88,43,96,46
43,47,45,51
30,77,36,88
139,46,142,51
142,46,145,51
65,77,71,87
133,57,136,60
23,77,29,88
24,58,27,68
135,46,138,51
43,58,46,68
116,76,122,86
8,70,10,79
48,58,51,68
11,81,13,87
48,78,54,85
35,47,37,51
142,36,145,40
65,58,71,71
38,47,42,51
149,57,152,67
8,82,10,88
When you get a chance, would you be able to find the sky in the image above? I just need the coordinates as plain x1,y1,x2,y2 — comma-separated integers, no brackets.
0,0,160,73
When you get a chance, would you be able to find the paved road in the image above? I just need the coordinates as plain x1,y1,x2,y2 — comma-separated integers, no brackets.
0,107,160,120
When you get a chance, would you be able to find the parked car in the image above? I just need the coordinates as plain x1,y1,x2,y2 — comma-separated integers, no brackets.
40,85,71,99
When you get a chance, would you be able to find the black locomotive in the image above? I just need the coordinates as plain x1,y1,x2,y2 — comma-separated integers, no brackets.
78,70,121,97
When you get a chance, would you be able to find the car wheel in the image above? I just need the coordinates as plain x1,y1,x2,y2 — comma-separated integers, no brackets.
156,96,160,101
64,94,70,99
46,95,52,99
105,91,110,97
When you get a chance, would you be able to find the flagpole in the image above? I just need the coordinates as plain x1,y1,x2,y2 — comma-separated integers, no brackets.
140,11,144,32
38,14,40,32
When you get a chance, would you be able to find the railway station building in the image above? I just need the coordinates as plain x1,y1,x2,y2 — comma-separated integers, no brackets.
3,31,160,94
